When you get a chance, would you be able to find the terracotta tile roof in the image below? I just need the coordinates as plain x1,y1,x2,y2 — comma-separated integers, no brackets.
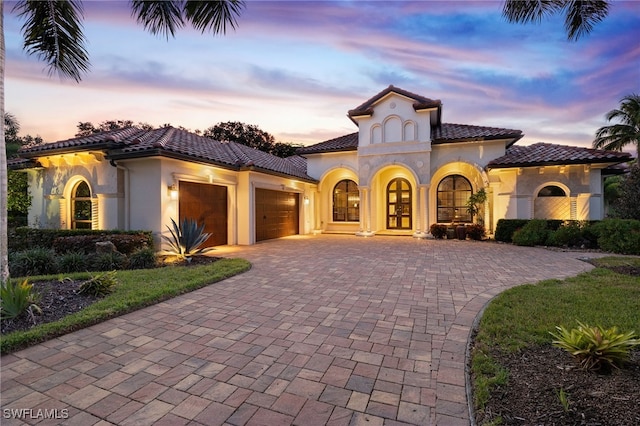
296,132,359,155
433,123,523,144
18,127,144,155
487,142,632,168
17,127,315,182
348,85,442,118
298,123,521,155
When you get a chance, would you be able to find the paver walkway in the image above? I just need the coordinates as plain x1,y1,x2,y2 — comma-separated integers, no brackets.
1,235,602,425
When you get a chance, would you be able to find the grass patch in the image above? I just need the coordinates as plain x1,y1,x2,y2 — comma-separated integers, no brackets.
588,256,640,268
0,258,251,354
471,261,640,413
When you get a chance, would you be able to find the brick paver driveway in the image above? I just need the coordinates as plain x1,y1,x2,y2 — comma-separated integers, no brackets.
1,235,601,425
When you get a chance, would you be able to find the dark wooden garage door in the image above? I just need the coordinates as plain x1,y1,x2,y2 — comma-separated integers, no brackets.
255,189,299,242
179,181,227,246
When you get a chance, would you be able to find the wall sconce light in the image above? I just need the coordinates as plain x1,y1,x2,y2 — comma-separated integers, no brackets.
168,184,179,200
303,196,310,205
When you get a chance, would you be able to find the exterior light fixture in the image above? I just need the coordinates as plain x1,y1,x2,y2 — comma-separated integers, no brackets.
168,184,179,200
303,196,310,205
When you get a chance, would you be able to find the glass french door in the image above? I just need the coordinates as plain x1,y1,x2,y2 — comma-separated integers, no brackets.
386,178,412,229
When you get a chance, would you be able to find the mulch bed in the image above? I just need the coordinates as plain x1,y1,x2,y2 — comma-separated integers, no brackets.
474,264,640,425
1,279,100,335
1,256,221,336
476,346,640,425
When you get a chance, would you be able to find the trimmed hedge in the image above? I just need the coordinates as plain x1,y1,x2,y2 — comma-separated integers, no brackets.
591,219,640,255
497,218,640,255
495,219,529,243
9,228,153,253
53,234,152,255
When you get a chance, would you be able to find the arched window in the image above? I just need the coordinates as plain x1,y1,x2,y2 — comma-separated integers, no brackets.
437,175,472,223
333,180,359,222
538,185,566,197
71,181,93,229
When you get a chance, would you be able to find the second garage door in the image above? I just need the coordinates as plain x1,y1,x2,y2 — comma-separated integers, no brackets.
255,189,299,242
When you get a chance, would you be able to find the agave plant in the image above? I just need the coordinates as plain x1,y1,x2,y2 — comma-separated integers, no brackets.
162,218,214,261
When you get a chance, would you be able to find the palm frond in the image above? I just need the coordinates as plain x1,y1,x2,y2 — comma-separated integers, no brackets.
593,93,640,157
130,0,184,39
502,0,565,24
563,0,609,41
14,0,90,82
184,0,245,35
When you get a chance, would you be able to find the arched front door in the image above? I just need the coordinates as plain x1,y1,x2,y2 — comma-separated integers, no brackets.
387,178,412,229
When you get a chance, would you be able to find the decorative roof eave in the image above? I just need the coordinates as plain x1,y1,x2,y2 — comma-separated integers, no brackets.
486,158,631,170
7,158,42,170
18,142,112,159
240,165,318,184
347,85,442,125
433,134,523,146
297,146,358,156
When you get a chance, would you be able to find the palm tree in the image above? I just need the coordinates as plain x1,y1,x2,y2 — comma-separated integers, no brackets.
502,0,610,41
0,0,245,283
593,94,640,159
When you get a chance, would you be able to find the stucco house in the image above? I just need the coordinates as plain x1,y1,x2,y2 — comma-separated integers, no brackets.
11,85,632,248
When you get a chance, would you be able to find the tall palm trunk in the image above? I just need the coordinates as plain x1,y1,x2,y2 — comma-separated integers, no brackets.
0,2,9,284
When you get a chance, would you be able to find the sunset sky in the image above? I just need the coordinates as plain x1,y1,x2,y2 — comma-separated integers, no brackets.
4,1,639,149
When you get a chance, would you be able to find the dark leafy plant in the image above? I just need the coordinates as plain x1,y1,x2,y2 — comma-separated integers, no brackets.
429,223,447,239
466,224,486,241
547,221,584,247
78,271,118,297
9,248,57,277
128,248,158,270
57,251,90,273
494,219,529,243
550,321,640,371
1,279,41,320
91,252,129,271
591,219,640,255
162,218,214,261
512,219,549,246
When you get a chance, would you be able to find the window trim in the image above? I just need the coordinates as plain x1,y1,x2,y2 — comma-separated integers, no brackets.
332,179,360,222
437,174,473,223
71,180,93,229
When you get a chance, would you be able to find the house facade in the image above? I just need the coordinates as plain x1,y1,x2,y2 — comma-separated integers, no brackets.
12,86,631,248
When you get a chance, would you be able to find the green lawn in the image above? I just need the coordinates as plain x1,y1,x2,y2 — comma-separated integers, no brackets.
0,258,251,354
471,256,640,413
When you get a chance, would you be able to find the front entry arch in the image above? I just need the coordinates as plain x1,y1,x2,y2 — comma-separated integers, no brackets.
387,178,412,229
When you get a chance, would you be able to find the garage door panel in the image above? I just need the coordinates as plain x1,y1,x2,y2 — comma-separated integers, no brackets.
180,181,228,246
255,189,299,242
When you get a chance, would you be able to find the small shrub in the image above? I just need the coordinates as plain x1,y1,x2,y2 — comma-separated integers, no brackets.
550,321,640,371
429,223,447,239
466,224,486,241
512,219,549,246
547,221,583,247
91,252,129,271
57,251,90,273
128,248,158,270
0,279,41,320
9,248,57,277
494,219,529,243
592,219,640,255
78,271,118,297
162,218,214,260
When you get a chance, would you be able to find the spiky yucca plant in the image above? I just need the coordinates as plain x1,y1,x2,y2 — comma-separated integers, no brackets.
162,218,214,261
0,279,41,320
550,321,640,371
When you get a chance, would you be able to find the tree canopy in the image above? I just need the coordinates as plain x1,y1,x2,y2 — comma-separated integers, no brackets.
204,121,302,158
